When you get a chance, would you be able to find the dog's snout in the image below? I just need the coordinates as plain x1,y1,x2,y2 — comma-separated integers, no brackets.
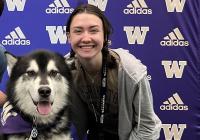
38,87,51,98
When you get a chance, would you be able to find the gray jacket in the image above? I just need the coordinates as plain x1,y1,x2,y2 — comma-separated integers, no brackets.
114,48,161,140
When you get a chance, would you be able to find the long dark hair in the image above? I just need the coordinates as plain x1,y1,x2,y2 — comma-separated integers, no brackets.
0,0,4,16
66,4,113,58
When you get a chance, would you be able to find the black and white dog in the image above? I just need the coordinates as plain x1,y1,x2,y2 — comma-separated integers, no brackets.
2,50,72,140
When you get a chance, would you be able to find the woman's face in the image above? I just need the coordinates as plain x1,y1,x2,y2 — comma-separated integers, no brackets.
68,13,104,60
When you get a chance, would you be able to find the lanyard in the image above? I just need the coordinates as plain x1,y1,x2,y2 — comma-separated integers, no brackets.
99,60,107,125
81,54,107,125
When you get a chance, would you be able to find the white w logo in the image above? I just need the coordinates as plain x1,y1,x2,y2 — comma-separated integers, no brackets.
6,0,26,11
124,26,149,45
46,26,67,44
162,60,187,78
165,0,186,12
162,124,187,140
88,0,108,11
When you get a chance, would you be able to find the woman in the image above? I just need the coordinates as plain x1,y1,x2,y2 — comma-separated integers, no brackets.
66,4,161,140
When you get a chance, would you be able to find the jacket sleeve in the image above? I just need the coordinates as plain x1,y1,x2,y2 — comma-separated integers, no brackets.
129,76,162,140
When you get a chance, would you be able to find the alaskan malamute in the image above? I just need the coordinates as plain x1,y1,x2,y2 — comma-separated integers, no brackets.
2,50,72,140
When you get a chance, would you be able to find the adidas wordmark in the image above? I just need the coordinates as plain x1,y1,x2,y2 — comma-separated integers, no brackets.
123,0,152,15
160,28,189,46
1,27,30,46
46,0,73,14
160,93,188,111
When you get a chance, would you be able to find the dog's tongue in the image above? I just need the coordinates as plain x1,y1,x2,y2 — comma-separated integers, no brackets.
37,102,51,115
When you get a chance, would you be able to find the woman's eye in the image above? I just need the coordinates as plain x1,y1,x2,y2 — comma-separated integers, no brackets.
49,70,59,77
75,30,81,33
90,29,98,33
26,71,36,77
73,29,82,34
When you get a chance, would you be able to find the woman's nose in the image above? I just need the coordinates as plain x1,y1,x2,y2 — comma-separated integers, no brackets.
81,32,92,43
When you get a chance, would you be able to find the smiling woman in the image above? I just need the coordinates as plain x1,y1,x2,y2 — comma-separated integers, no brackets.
65,4,162,140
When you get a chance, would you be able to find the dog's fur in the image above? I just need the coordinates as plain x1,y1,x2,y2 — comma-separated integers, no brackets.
3,50,72,140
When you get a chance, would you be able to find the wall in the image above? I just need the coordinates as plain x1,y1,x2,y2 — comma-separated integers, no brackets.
0,0,199,139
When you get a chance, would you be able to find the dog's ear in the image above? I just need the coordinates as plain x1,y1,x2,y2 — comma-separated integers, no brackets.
5,52,18,76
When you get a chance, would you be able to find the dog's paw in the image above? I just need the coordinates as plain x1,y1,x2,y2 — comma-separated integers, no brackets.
1,101,17,126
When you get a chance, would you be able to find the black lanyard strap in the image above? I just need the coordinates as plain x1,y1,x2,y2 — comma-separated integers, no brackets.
99,58,107,125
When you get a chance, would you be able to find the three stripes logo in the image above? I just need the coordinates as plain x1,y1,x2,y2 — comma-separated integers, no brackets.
1,27,30,46
45,0,74,14
123,0,152,15
160,28,189,46
160,93,188,111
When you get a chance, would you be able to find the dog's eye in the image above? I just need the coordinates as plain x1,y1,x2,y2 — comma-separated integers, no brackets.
49,70,59,77
26,70,36,77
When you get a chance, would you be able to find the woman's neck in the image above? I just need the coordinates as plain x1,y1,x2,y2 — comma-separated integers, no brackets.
78,53,103,76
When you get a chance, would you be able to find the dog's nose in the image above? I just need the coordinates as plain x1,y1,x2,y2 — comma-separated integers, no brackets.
38,87,51,98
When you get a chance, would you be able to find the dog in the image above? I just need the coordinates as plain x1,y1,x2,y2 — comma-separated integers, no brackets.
2,50,72,140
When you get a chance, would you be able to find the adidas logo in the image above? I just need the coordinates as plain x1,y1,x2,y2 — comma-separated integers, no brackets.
123,0,152,15
1,27,30,46
160,28,189,46
45,0,74,14
160,93,188,111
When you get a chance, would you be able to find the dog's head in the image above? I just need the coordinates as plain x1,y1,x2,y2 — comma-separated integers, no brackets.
5,50,71,122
